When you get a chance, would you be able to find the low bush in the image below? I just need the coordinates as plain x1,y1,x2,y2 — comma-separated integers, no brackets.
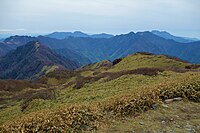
112,58,123,65
17,89,56,111
0,105,101,132
136,52,155,55
185,64,200,69
74,75,105,89
73,67,187,89
40,70,78,80
0,80,41,92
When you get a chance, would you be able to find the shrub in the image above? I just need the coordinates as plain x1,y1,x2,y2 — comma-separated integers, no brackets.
136,52,155,55
18,89,56,111
0,105,101,132
74,75,105,89
185,64,200,69
0,80,41,92
39,69,78,80
112,58,123,65
74,68,165,89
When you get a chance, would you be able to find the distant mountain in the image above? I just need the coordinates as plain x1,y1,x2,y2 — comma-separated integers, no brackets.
45,31,114,39
46,31,89,39
2,31,200,64
151,30,199,43
0,41,79,80
4,35,37,47
90,33,114,38
40,31,200,63
0,35,38,57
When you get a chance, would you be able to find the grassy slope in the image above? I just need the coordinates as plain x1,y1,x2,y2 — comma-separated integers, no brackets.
99,101,200,133
0,53,199,132
110,53,189,71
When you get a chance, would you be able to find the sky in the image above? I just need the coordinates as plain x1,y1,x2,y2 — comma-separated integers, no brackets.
0,0,199,38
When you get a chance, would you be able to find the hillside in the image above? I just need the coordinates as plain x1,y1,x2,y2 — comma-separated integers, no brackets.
0,41,78,80
0,53,200,132
54,48,92,66
0,42,13,56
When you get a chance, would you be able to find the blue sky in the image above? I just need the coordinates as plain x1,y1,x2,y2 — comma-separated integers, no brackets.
0,0,199,38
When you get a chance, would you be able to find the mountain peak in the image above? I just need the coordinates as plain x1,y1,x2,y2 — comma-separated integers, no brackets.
0,41,79,79
128,31,135,35
73,31,85,34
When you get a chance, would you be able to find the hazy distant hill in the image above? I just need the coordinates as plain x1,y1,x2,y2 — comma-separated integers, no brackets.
90,33,114,38
45,31,114,39
0,41,79,79
151,30,199,43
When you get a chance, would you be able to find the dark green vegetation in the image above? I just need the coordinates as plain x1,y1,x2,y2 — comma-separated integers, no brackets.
0,53,200,132
0,41,78,80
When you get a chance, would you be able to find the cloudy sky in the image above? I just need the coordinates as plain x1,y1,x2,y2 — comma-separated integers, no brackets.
0,0,199,38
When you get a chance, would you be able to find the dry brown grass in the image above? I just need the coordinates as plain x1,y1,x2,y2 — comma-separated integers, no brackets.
0,80,42,92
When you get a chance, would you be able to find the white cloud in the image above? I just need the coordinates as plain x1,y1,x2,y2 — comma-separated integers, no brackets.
0,29,26,33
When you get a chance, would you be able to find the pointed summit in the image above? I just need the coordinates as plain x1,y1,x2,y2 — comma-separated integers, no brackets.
0,41,79,79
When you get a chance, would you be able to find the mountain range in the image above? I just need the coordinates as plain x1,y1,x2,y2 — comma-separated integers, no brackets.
0,30,200,79
45,31,114,39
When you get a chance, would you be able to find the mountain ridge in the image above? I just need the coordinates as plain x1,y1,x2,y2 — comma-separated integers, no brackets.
1,31,200,64
45,31,114,39
0,41,79,79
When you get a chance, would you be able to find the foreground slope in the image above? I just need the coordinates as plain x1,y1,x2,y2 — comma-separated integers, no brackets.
99,101,200,132
0,41,78,79
0,53,200,132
